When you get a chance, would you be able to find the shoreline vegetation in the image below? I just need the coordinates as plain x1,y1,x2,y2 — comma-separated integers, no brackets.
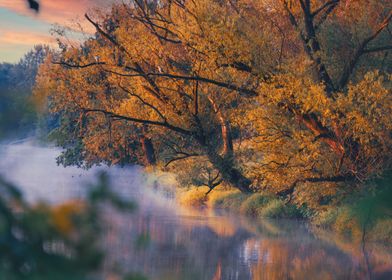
151,170,392,244
175,184,392,244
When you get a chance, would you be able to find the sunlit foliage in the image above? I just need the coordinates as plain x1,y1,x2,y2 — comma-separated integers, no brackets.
35,0,392,209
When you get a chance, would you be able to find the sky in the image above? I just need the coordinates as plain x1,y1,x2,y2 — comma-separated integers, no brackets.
0,0,114,63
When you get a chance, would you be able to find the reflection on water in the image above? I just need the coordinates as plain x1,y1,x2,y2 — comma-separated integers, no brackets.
104,210,392,280
1,142,392,280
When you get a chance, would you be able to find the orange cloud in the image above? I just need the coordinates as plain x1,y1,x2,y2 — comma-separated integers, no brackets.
0,30,56,46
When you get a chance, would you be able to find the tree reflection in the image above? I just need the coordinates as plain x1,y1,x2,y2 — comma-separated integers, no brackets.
104,211,392,280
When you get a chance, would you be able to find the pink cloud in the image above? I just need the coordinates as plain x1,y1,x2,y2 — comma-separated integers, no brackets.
0,0,116,62
0,0,114,32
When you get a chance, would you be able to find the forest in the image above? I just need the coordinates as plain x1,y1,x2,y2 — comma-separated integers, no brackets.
0,45,49,139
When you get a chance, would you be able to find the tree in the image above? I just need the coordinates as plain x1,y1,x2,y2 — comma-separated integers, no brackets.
35,0,391,203
0,45,49,139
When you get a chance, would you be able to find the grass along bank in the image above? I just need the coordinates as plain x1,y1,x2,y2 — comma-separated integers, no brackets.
174,175,392,244
177,186,302,219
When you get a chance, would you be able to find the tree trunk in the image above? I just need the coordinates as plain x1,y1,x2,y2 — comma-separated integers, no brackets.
220,117,234,157
207,96,234,157
195,99,251,193
140,136,156,166
298,113,345,156
207,151,252,193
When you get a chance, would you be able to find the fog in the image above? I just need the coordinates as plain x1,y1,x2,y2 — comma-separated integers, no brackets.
0,139,174,207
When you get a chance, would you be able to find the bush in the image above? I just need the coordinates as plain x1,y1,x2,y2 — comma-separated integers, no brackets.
315,174,392,241
312,207,339,227
239,193,274,215
205,189,241,208
212,192,248,209
178,186,209,207
257,198,301,219
312,205,392,243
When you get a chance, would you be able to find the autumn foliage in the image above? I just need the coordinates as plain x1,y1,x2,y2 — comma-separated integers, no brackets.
34,0,392,209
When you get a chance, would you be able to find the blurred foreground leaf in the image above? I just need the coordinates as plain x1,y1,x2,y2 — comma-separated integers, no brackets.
0,172,140,279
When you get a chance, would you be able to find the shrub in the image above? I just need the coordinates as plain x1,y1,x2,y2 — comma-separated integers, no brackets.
206,188,241,208
312,207,339,227
178,186,209,207
212,192,248,209
239,193,274,215
257,199,301,219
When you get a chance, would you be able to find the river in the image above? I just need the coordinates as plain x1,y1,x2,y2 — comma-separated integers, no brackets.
0,141,391,280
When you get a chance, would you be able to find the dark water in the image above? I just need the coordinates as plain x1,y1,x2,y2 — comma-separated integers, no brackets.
1,142,392,280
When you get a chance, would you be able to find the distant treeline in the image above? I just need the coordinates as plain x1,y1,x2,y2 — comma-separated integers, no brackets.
0,45,50,139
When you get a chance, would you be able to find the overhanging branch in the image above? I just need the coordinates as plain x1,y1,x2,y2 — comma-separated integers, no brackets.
83,108,193,136
52,61,106,68
277,174,355,199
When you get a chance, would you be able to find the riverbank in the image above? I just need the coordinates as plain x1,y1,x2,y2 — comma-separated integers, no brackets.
1,142,391,278
175,182,392,244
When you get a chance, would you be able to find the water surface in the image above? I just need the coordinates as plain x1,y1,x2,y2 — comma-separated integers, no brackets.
1,142,391,280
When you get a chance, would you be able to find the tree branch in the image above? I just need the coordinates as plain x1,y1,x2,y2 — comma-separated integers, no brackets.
283,0,335,94
106,66,257,97
164,153,200,167
277,174,355,198
314,1,340,30
52,61,106,68
143,72,257,97
312,0,340,17
118,85,167,122
363,45,392,54
338,11,392,89
83,108,193,136
85,14,130,55
85,13,167,100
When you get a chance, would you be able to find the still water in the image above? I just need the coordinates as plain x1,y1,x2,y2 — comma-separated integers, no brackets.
0,141,391,280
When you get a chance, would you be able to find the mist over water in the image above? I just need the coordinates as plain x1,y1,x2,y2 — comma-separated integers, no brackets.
0,140,169,207
1,141,392,279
